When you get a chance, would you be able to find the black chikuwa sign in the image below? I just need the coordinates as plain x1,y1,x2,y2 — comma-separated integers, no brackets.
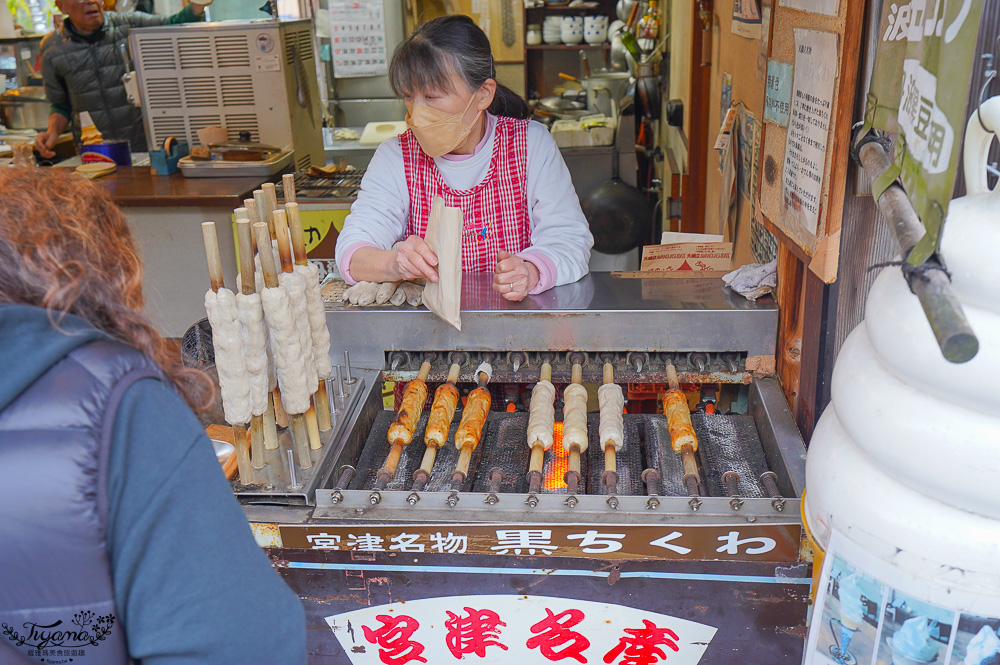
275,523,802,562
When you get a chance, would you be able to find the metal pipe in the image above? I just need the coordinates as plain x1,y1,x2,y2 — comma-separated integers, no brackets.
857,141,978,363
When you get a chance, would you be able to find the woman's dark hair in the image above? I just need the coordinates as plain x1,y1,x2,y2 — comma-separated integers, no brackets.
389,14,529,119
0,168,213,414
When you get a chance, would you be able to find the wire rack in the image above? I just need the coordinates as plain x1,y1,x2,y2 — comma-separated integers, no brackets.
276,169,366,201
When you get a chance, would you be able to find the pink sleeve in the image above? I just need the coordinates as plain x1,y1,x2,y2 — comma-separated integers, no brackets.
517,249,558,295
338,242,379,285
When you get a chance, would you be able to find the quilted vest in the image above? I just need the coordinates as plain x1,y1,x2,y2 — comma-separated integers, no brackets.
0,339,164,664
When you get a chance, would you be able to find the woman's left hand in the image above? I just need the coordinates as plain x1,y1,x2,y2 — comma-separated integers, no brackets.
493,250,539,301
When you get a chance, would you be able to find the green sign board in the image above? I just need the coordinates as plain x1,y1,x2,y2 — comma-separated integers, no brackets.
865,0,985,264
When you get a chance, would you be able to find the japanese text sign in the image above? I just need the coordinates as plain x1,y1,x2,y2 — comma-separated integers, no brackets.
279,522,801,562
326,594,717,665
866,0,985,246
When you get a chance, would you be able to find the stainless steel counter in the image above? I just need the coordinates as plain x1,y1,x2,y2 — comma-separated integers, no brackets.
326,272,777,372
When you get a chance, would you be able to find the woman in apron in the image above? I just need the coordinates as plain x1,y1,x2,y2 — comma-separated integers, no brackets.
336,14,593,301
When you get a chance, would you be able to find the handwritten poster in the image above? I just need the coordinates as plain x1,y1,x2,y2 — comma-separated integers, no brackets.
782,29,838,237
327,595,717,665
329,0,388,78
779,0,838,17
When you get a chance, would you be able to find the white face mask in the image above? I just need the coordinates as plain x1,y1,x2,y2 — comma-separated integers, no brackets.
405,92,481,158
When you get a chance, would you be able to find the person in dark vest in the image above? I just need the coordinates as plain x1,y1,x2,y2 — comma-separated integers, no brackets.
0,168,306,665
34,0,211,157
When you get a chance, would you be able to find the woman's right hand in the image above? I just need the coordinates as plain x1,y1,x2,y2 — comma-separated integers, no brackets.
393,235,439,282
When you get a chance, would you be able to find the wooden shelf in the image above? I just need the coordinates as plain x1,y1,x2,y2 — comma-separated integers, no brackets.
527,44,611,50
526,6,606,13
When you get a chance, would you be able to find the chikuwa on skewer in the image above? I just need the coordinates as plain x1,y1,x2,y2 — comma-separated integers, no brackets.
201,222,253,483
374,361,432,491
412,363,461,491
562,363,588,495
599,363,625,494
663,364,703,498
525,362,555,495
451,363,493,491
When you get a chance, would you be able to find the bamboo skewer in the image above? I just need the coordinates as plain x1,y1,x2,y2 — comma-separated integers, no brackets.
665,364,703,498
282,173,297,203
272,388,289,428
412,363,461,491
254,221,312,470
262,182,278,222
235,219,270,471
526,362,553,495
602,363,619,494
375,361,432,491
244,198,259,253
287,201,333,432
254,189,274,238
201,222,252,484
263,393,279,449
564,363,584,495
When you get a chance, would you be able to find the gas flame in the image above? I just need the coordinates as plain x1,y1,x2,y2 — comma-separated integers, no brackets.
543,422,569,491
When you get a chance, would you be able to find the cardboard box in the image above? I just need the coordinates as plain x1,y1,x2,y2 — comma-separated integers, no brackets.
640,242,733,272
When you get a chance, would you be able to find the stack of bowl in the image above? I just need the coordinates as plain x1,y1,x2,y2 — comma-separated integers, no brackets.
543,16,563,44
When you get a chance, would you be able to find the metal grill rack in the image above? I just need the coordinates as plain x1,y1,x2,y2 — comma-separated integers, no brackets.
276,169,367,200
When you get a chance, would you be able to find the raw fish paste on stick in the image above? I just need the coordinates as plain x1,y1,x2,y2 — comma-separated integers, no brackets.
260,285,312,415
204,288,252,424
277,269,318,389
598,383,625,450
562,383,589,453
527,380,556,450
295,262,333,379
236,292,269,416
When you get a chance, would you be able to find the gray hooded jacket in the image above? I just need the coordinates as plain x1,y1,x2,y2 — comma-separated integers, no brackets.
39,7,202,152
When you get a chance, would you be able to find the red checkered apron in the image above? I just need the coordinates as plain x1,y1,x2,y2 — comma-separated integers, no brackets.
400,116,530,272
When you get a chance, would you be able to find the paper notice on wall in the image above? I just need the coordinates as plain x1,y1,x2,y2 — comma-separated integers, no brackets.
764,59,793,126
732,0,762,39
779,0,838,17
782,29,838,237
329,0,388,78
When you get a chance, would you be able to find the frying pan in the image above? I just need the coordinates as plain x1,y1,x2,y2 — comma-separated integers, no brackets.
581,118,653,254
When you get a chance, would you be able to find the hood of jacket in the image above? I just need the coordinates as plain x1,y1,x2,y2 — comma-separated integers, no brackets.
0,303,106,412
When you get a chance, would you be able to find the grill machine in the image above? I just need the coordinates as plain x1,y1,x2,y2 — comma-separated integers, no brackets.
239,273,811,664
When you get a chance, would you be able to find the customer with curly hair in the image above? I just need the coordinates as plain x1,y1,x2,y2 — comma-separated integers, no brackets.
0,168,306,664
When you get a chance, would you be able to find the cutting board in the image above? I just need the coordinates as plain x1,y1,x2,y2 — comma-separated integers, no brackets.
358,121,409,146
